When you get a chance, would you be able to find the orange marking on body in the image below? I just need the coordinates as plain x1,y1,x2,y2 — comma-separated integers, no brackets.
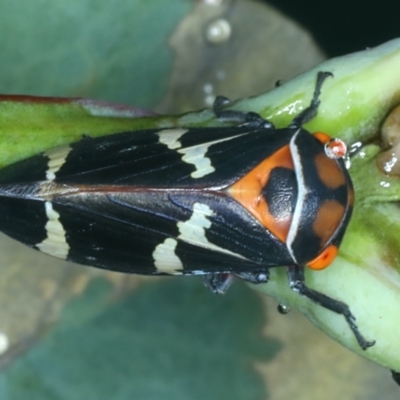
228,145,294,242
314,153,346,189
307,244,338,270
313,131,331,144
348,186,355,207
312,200,345,247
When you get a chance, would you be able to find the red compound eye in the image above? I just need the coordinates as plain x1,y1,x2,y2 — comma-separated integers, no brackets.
325,138,347,159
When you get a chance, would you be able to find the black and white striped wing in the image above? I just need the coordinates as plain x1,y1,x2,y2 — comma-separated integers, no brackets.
0,126,294,274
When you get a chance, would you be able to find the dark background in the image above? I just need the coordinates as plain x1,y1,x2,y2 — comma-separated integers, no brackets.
265,1,399,56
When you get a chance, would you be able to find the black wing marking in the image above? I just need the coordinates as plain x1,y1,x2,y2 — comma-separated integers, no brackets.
0,126,296,274
44,190,293,274
54,127,294,187
0,196,47,247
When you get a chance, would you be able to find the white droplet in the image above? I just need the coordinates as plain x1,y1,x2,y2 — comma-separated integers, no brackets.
205,19,231,44
203,83,214,94
380,180,391,188
203,83,215,107
202,0,224,6
0,332,9,355
204,95,215,107
216,69,226,81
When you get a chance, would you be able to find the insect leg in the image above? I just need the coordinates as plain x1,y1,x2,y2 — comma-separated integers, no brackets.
204,270,270,294
213,96,274,129
286,264,375,350
203,273,234,294
235,271,269,284
290,71,333,128
391,370,400,386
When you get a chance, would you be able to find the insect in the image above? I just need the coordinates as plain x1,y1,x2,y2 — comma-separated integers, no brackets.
0,72,374,350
